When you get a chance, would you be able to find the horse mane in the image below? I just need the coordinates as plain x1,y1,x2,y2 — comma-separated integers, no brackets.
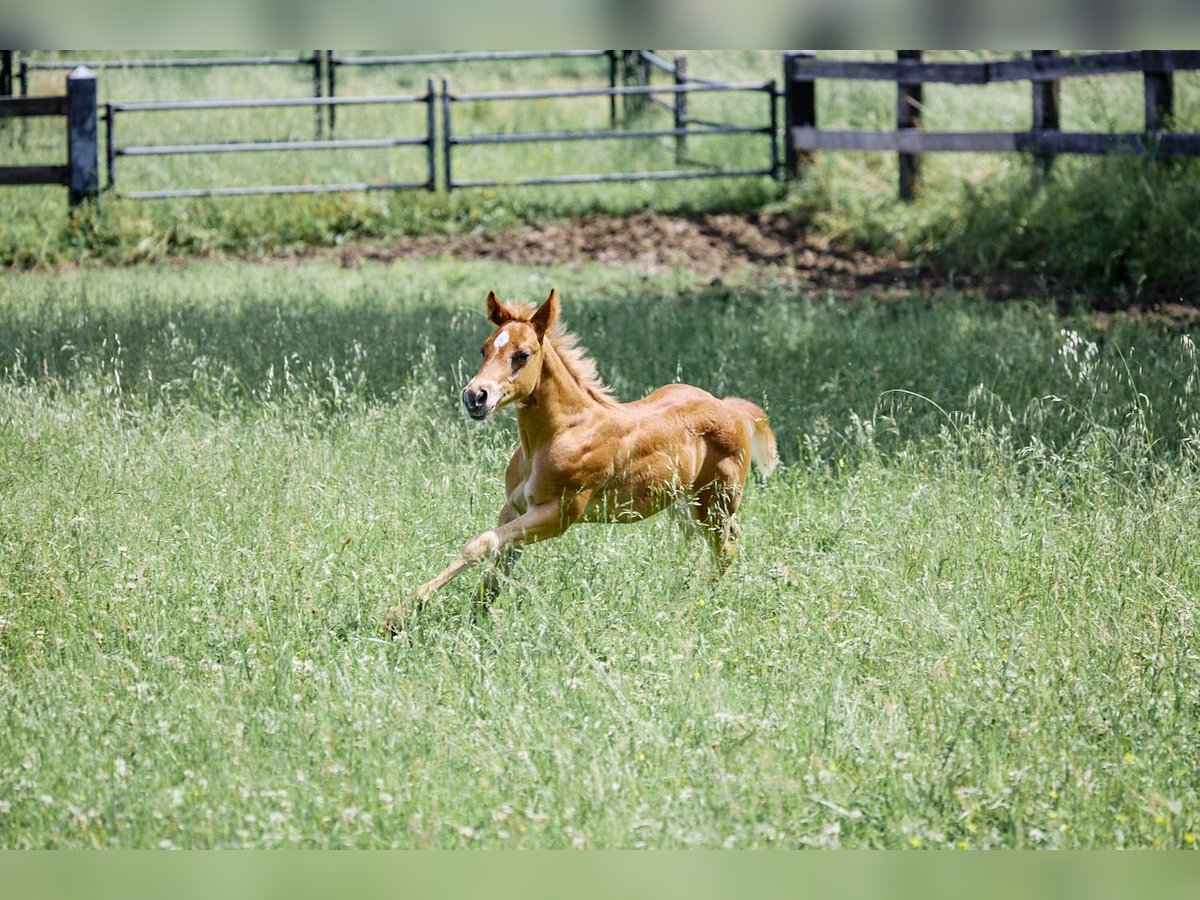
506,301,616,404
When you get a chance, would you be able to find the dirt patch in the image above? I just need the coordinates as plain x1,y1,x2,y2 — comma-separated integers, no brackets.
280,211,1195,321
325,211,924,292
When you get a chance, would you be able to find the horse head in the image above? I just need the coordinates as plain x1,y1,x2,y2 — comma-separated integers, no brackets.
461,288,558,420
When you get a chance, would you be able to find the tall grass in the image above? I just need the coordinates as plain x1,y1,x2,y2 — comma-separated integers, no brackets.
2,259,1198,847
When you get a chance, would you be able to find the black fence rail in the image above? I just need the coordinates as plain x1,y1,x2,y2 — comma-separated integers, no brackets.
783,50,1200,199
440,79,777,190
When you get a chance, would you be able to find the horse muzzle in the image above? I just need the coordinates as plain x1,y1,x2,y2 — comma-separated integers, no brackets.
462,385,497,420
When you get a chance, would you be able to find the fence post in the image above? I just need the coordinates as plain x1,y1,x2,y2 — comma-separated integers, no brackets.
311,50,323,139
607,50,618,128
1,51,12,96
767,80,780,180
897,50,923,201
783,51,815,179
425,77,436,191
441,78,453,192
673,53,687,163
1143,50,1173,153
621,50,649,122
66,65,99,207
1031,50,1060,176
326,51,337,136
104,102,115,190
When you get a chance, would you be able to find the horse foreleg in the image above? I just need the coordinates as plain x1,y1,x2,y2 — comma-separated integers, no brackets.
481,546,523,608
418,501,568,601
384,500,571,633
480,502,524,608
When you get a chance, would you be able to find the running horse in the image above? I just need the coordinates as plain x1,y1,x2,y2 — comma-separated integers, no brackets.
384,288,777,631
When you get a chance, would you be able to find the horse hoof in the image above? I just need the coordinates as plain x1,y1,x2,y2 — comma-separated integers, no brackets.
381,606,406,639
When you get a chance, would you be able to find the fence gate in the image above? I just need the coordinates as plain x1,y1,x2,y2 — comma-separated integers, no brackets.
441,78,778,190
105,85,437,198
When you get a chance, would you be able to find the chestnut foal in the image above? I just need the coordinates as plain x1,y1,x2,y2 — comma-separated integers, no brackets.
385,288,776,631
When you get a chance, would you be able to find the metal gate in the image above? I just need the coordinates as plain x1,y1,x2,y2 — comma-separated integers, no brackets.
105,85,437,199
440,79,778,190
98,60,782,200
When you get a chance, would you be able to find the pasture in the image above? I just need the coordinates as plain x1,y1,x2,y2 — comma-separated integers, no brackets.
2,258,1198,848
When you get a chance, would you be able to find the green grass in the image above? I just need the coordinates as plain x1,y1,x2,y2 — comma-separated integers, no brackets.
2,257,1199,848
3,51,1199,300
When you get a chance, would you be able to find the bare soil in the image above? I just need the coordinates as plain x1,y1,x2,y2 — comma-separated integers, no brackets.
301,211,1196,324
327,211,923,291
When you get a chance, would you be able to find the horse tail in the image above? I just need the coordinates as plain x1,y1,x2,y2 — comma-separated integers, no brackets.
724,397,779,478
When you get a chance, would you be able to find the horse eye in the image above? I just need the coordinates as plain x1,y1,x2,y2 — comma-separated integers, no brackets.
513,350,530,364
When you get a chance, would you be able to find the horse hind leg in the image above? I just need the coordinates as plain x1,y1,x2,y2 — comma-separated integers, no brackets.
695,480,743,575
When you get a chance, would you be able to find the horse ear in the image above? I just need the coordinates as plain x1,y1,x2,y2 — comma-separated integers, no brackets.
531,288,559,338
486,291,511,326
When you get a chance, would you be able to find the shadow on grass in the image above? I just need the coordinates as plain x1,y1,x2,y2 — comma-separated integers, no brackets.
1,268,1192,457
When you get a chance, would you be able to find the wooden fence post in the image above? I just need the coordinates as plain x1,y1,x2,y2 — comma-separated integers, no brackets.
1031,50,1060,176
1,51,12,96
326,51,337,136
311,50,323,139
897,50,923,201
441,78,453,192
607,51,619,128
620,50,649,122
673,53,687,163
783,50,815,178
425,77,437,192
66,65,98,206
1143,50,1174,143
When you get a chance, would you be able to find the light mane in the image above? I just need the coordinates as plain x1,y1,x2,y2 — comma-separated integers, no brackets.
506,302,616,404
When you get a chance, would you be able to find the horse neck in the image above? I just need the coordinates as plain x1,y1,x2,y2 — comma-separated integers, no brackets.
516,339,599,451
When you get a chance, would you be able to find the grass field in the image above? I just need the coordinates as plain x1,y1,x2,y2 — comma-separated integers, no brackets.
3,51,1199,298
2,257,1198,848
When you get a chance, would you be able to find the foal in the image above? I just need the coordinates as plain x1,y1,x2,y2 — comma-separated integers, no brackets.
385,288,776,628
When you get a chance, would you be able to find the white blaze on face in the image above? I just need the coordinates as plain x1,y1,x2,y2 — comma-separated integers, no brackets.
493,329,510,350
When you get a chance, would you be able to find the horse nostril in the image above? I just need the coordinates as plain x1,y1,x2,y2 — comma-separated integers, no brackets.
463,387,489,412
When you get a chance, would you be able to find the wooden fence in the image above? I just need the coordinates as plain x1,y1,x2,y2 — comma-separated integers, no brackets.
783,50,1200,200
0,66,98,205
